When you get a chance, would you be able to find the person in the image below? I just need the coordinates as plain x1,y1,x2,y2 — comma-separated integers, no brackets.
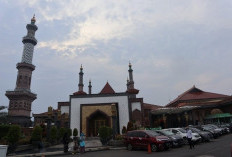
62,132,69,153
187,128,194,149
79,132,86,153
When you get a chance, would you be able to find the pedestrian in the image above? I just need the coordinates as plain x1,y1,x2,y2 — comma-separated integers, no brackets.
80,132,86,153
62,132,69,153
187,128,194,149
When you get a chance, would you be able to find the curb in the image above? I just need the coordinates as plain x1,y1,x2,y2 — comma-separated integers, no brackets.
7,146,126,157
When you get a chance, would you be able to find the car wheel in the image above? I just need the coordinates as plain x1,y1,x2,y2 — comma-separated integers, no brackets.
151,144,158,152
127,144,133,151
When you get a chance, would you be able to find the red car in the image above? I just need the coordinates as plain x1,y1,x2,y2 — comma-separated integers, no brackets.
124,130,171,152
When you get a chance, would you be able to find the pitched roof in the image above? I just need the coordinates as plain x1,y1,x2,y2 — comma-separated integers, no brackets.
143,103,163,111
166,86,229,107
100,82,115,94
73,91,87,95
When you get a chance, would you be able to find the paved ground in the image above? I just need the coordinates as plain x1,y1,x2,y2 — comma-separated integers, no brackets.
55,134,232,157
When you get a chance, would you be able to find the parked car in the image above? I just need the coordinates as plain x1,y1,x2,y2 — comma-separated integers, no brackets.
124,130,171,152
156,129,184,147
187,127,211,142
197,125,220,138
164,128,202,144
206,124,224,135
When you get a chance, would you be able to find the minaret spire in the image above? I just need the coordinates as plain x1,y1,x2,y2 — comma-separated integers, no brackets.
88,79,92,94
78,64,84,92
126,62,139,98
128,62,134,89
5,16,38,127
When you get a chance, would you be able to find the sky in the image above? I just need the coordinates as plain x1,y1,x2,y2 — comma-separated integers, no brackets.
0,0,232,115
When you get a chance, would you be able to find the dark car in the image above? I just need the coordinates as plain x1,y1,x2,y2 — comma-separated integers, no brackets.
124,130,171,152
188,127,211,142
155,130,184,147
197,125,219,138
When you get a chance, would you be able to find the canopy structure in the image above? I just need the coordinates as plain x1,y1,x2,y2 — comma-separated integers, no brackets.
150,106,199,115
204,113,232,119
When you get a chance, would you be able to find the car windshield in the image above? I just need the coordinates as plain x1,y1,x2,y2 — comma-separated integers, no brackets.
160,130,174,136
145,130,161,137
178,128,187,133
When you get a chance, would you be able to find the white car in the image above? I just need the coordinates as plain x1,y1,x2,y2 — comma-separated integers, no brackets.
163,128,202,144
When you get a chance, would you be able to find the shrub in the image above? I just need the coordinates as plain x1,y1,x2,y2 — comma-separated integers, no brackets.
115,134,123,140
0,124,10,140
7,125,21,144
122,126,127,134
50,126,57,144
31,125,42,142
73,128,78,137
58,127,66,142
127,121,134,131
18,136,31,145
99,126,113,145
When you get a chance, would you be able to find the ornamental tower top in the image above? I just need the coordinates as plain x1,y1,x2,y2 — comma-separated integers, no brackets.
21,14,38,64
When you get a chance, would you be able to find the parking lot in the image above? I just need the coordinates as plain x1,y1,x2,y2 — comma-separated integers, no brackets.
58,133,232,157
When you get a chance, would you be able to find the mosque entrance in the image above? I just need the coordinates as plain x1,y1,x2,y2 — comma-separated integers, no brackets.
87,110,110,137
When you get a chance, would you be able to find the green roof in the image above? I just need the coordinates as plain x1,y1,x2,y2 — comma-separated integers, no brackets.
204,113,232,119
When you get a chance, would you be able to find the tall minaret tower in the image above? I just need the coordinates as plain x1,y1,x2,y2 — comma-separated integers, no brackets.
73,65,87,95
126,62,139,98
78,65,84,92
88,80,92,94
5,15,38,127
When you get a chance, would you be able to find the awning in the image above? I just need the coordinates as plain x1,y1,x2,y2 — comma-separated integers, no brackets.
204,113,232,119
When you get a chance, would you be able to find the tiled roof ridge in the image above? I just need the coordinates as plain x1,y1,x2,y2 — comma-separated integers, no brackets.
100,82,115,94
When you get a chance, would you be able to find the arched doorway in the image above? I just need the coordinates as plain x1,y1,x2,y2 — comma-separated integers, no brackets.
87,110,110,137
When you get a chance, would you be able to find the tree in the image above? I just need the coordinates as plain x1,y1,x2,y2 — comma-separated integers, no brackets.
127,121,134,131
0,106,8,124
57,127,66,142
122,126,127,134
99,126,113,145
73,128,78,137
6,125,21,153
50,126,58,144
31,125,42,142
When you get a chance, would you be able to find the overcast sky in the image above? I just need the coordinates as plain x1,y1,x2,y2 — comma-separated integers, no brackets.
0,0,232,115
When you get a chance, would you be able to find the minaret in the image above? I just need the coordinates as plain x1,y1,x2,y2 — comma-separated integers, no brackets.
78,65,84,92
126,77,129,90
88,79,92,94
128,62,134,89
73,65,87,95
5,15,38,127
126,62,139,98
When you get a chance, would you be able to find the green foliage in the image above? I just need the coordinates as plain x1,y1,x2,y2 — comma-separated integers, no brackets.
31,125,42,142
6,125,21,144
58,127,66,140
122,126,127,134
50,126,57,143
0,124,10,140
115,134,124,140
99,126,112,142
40,123,47,138
73,128,78,137
0,106,8,124
18,136,31,145
127,121,134,131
